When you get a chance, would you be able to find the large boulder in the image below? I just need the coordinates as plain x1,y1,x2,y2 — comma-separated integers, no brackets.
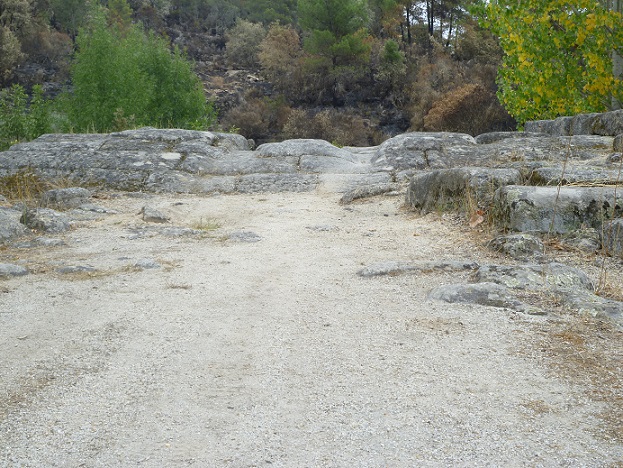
20,208,71,233
0,130,255,193
494,185,623,234
41,187,91,209
406,167,522,213
0,208,27,243
371,132,476,171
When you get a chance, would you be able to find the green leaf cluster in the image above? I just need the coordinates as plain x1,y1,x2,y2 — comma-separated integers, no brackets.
478,0,623,124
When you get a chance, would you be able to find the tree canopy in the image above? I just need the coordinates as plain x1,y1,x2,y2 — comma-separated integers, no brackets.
479,0,623,124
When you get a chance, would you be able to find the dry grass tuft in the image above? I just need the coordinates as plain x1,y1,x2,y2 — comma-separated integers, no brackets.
0,169,50,203
191,217,221,231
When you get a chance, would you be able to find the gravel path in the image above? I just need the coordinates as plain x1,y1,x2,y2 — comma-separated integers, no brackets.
1,192,622,466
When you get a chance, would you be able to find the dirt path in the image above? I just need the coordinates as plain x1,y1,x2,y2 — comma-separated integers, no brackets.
1,191,622,466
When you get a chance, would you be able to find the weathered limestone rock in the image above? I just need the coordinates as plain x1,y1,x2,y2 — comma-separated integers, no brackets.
525,110,623,137
561,227,601,253
0,263,28,277
494,185,623,234
602,219,623,257
20,208,71,233
474,132,549,144
56,265,97,274
357,260,478,277
41,187,91,209
593,110,623,136
371,132,476,171
487,234,545,260
339,183,399,204
427,282,529,311
139,206,170,223
571,113,600,135
562,293,623,326
473,262,594,293
524,120,554,134
133,258,161,269
550,116,574,136
406,167,522,213
0,208,27,243
528,167,623,186
227,231,262,242
257,139,357,160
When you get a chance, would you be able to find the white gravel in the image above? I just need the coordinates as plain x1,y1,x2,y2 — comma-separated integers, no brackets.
1,191,621,466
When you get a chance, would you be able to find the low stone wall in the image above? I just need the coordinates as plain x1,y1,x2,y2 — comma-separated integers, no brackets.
525,110,623,137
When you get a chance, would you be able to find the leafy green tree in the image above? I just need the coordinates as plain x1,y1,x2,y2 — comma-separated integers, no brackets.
49,0,92,37
225,19,266,69
258,23,303,96
0,0,33,81
108,0,133,30
479,0,623,124
298,0,369,66
64,9,215,132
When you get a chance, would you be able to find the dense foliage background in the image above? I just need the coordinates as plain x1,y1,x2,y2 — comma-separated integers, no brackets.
0,0,621,149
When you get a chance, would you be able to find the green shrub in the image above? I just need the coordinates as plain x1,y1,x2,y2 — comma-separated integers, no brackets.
63,10,216,133
0,84,51,150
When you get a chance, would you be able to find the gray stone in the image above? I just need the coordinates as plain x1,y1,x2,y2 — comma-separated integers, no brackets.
561,227,601,253
550,116,573,136
594,110,623,136
524,120,554,134
235,174,318,193
227,231,262,242
0,208,27,243
474,262,594,293
139,206,170,223
40,187,91,209
256,139,357,161
357,261,420,277
487,234,544,260
371,132,476,171
339,183,398,204
571,113,600,135
528,167,623,186
56,265,97,274
614,135,623,153
299,155,372,174
494,185,623,234
0,263,28,277
133,258,161,269
406,167,522,213
20,208,71,233
602,219,623,256
357,260,478,277
474,132,549,144
319,173,393,193
561,293,623,328
12,237,66,248
77,203,117,214
427,282,527,310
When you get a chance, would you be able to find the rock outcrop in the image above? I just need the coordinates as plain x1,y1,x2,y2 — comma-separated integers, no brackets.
3,112,623,328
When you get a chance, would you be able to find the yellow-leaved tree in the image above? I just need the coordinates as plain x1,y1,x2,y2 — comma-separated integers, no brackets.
477,0,623,125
